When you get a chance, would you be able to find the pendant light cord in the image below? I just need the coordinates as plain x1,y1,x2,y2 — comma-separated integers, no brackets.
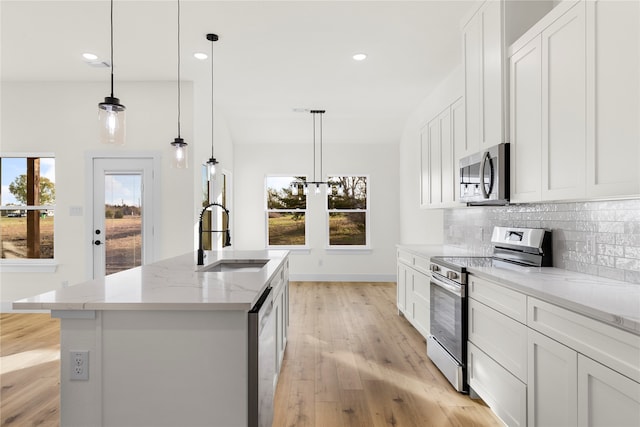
312,112,317,182
319,112,323,182
110,0,114,98
211,35,215,159
177,0,182,138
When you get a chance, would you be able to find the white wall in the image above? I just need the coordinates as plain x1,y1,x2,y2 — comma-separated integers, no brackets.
0,80,220,308
398,65,464,244
234,142,399,281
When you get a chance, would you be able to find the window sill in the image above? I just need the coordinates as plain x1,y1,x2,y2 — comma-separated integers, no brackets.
325,247,372,254
0,259,58,273
267,246,311,254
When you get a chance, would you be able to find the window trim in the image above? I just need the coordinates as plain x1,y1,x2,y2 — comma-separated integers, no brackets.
0,153,57,272
325,174,371,250
265,174,310,249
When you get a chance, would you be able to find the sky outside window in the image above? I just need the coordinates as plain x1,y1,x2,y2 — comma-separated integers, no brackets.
1,158,56,205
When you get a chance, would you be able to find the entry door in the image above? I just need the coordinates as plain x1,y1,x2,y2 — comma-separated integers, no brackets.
92,158,155,278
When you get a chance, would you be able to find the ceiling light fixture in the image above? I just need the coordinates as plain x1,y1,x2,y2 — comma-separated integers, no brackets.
204,33,220,179
83,53,98,61
98,0,126,145
194,52,208,60
170,0,188,168
353,53,367,61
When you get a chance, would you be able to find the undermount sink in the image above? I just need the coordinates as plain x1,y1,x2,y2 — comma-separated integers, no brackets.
197,259,269,273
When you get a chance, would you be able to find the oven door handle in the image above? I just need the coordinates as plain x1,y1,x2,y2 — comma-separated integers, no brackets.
430,275,463,297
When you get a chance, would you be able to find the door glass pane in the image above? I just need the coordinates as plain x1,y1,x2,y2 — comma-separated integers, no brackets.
104,174,142,275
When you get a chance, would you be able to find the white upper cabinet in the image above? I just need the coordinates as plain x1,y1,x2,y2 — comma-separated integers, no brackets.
585,0,640,198
509,0,640,202
420,98,461,209
462,0,554,158
541,1,587,200
510,35,542,203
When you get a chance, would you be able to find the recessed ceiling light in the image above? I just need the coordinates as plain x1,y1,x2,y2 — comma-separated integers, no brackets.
194,52,208,60
352,53,367,61
82,53,98,61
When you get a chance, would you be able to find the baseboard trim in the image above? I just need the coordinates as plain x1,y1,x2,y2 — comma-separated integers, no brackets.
289,274,396,282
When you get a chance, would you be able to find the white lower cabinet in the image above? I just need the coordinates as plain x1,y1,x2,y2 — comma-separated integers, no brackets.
397,262,408,314
469,298,527,382
469,275,640,427
273,265,289,376
578,354,640,427
396,249,430,338
468,342,527,427
528,328,578,427
468,275,528,427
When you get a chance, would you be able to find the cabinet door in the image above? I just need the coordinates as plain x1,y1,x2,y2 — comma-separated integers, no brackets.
528,328,578,427
463,11,482,157
419,124,431,208
541,1,587,200
428,117,442,206
440,107,455,206
586,0,640,198
578,354,640,427
481,0,504,149
397,263,407,313
468,342,527,427
510,35,542,203
451,97,465,202
410,270,430,337
468,298,527,382
274,288,284,373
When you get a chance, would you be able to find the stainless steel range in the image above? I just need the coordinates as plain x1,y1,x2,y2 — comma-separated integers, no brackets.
427,226,552,393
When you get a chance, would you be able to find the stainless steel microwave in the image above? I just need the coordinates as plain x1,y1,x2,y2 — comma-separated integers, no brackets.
459,143,509,205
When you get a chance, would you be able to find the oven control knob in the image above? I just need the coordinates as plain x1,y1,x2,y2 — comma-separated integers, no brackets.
446,271,458,281
430,265,440,272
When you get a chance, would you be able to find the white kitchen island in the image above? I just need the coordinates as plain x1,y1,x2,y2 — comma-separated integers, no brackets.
13,249,289,427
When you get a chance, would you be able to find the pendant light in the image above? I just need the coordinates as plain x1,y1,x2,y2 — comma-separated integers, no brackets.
98,0,126,145
204,33,219,179
304,110,333,194
170,0,188,168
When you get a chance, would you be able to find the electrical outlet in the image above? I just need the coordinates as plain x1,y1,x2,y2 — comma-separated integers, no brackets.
70,351,89,381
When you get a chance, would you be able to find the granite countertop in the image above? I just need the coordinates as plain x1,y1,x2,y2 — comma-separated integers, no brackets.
13,250,289,312
397,244,640,336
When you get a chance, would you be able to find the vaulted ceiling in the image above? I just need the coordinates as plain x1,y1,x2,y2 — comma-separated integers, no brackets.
1,1,474,145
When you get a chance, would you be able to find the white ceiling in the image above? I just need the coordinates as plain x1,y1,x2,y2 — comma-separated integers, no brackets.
1,0,475,145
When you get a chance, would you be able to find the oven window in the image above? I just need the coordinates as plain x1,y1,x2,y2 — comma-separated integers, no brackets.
430,281,463,363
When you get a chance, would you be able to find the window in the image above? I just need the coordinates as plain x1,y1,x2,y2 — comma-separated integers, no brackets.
327,176,368,247
266,176,307,247
0,156,56,261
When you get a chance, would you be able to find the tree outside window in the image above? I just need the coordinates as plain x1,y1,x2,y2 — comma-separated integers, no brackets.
327,176,368,247
266,176,307,246
0,157,56,259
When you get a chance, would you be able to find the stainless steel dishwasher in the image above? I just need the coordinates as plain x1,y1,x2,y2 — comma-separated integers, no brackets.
248,286,275,427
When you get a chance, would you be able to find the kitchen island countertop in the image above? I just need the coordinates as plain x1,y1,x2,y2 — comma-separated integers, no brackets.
13,249,289,312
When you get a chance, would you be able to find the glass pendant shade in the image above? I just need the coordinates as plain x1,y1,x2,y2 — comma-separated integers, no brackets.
206,157,218,179
314,184,321,195
98,98,126,145
291,184,298,196
171,138,188,169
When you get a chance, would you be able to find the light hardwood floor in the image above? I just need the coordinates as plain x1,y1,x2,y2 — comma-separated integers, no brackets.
0,282,502,426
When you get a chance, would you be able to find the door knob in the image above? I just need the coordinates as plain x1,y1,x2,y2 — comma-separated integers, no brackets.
94,240,102,246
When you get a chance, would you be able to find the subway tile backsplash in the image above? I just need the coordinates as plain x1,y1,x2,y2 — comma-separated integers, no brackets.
443,199,640,284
